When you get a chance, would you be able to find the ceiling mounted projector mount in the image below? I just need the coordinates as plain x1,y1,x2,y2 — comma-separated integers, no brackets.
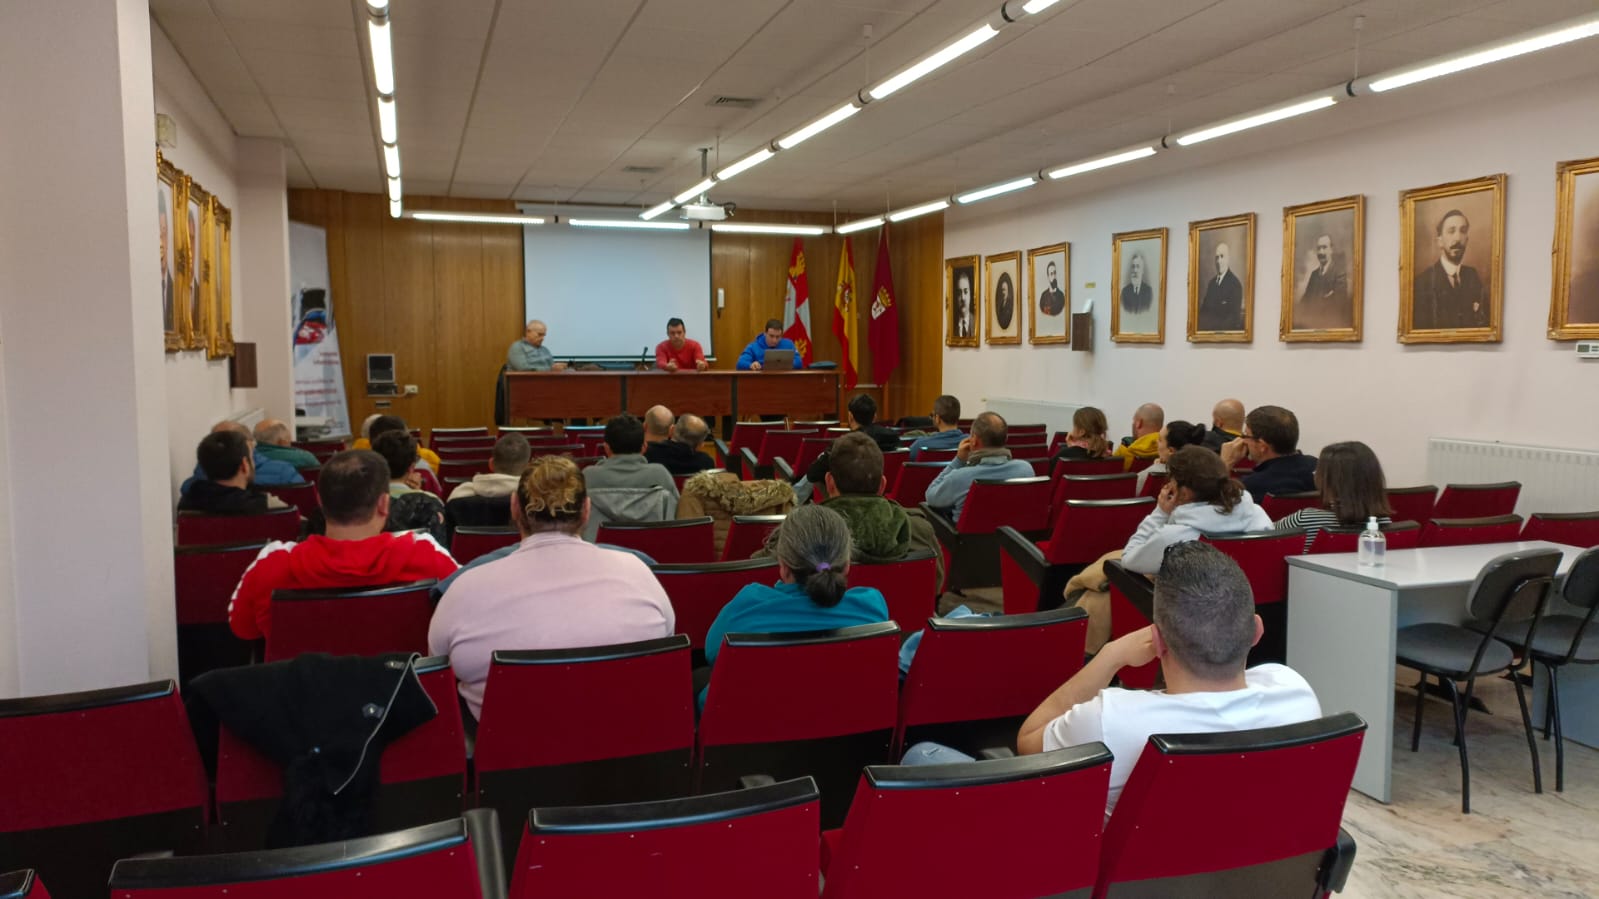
680,148,735,222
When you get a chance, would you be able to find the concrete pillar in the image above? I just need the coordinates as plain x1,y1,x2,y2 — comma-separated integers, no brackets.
236,138,295,421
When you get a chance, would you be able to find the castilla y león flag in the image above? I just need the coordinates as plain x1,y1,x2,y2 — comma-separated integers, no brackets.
868,227,900,384
782,237,813,364
832,237,858,388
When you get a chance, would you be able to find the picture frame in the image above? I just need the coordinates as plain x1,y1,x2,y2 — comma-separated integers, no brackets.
1550,155,1599,339
1187,213,1255,343
158,152,186,353
1399,173,1505,344
1281,195,1364,342
182,177,213,351
1111,228,1167,344
1027,241,1070,346
945,255,980,347
984,250,1022,346
209,198,235,359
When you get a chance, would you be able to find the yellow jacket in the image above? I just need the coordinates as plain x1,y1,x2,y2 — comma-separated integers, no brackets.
1113,432,1160,471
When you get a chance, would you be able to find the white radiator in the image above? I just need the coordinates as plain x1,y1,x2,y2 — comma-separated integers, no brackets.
1426,438,1599,517
981,397,1083,438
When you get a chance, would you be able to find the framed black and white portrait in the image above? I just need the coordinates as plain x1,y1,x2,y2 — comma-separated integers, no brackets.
945,255,979,347
985,250,1021,346
1027,242,1069,346
1187,212,1254,343
1282,195,1363,342
1399,174,1505,344
1111,228,1167,344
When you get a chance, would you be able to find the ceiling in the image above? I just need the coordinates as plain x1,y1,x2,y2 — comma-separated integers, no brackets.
151,0,1599,212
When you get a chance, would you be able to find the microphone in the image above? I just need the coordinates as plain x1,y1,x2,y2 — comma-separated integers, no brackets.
641,345,649,372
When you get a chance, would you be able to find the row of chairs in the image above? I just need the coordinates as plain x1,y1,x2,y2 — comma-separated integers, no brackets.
5,709,1368,898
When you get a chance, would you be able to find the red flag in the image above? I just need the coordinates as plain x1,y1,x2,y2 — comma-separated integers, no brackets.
868,228,900,384
832,237,858,388
782,238,813,364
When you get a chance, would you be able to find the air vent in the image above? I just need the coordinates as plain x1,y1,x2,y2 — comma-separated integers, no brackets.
621,165,662,174
708,95,762,109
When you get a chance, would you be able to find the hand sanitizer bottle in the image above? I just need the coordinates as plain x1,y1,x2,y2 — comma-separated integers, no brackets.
1358,516,1386,568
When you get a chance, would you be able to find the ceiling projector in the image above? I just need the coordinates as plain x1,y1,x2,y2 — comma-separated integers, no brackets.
681,201,734,221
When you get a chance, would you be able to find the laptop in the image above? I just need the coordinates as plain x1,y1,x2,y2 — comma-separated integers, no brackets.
763,349,796,371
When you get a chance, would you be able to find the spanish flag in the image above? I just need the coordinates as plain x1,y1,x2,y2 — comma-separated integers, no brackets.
832,237,858,388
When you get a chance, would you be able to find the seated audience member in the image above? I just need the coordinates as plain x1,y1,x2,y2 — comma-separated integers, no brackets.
1136,419,1208,494
1122,446,1271,574
678,470,797,557
1221,405,1317,502
373,431,448,543
643,406,716,475
181,420,304,493
447,433,531,501
1010,542,1322,815
178,430,288,515
585,413,679,497
428,456,674,719
354,414,440,472
1053,406,1114,463
228,450,457,640
1113,403,1164,470
253,419,319,469
794,394,901,499
1274,441,1392,550
924,411,1036,521
1201,398,1246,453
700,505,890,706
906,395,964,460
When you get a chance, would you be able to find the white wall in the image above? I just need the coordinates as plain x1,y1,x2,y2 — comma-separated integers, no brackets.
943,74,1599,487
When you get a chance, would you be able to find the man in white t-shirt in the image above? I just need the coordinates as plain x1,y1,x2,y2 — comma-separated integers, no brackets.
1013,541,1321,815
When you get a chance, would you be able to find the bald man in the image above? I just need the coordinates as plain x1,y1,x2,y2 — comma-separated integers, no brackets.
508,319,555,371
1114,403,1164,471
644,407,715,475
1197,242,1244,332
253,418,319,469
179,419,305,495
1203,398,1245,453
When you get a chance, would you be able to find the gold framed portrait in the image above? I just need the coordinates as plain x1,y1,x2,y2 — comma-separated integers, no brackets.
1550,155,1599,339
1187,213,1254,343
158,152,186,353
1111,228,1167,344
1027,242,1070,346
984,250,1022,346
209,198,235,359
945,255,980,347
181,177,213,351
1281,195,1364,342
1399,173,1505,344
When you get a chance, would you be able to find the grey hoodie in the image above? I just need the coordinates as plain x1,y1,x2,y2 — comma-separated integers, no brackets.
1121,492,1272,574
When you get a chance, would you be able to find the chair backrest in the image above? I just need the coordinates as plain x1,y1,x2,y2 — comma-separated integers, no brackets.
296,464,322,485
451,526,521,564
294,440,345,459
1051,458,1125,478
1138,470,1167,498
1434,481,1521,519
1463,547,1562,627
0,681,208,898
509,779,820,899
754,430,814,467
880,448,910,491
1200,530,1306,606
175,506,301,546
850,552,939,635
822,747,1112,899
890,461,945,507
672,468,726,493
497,426,555,437
445,493,513,533
1044,498,1155,565
1260,490,1320,519
526,434,576,447
265,580,437,661
1522,511,1599,548
1098,713,1366,898
728,421,788,461
789,437,833,475
112,810,501,899
721,514,787,561
1385,484,1438,524
1419,514,1525,548
0,870,49,899
430,426,492,447
1308,520,1422,553
958,477,1052,534
652,558,781,648
263,482,320,519
524,442,583,455
174,541,267,626
437,458,489,481
1051,473,1138,514
596,516,715,563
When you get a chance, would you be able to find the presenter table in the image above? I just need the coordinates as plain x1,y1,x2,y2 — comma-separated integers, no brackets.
506,370,839,423
1285,541,1582,803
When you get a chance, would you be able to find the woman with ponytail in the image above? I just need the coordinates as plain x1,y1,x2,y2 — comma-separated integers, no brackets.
1135,418,1208,494
1121,446,1271,574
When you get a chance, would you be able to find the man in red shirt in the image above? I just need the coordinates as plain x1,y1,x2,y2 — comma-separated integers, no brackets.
228,449,458,640
654,317,708,372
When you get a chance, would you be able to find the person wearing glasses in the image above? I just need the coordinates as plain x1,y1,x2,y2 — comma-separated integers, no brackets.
1220,405,1317,503
906,394,964,460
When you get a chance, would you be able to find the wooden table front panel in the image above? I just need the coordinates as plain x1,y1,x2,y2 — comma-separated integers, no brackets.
627,372,735,417
738,371,839,419
506,372,624,420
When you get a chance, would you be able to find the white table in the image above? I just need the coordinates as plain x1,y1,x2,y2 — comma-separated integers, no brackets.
1286,541,1581,802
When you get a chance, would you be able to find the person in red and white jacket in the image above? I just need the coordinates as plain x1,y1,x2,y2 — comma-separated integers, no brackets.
229,449,458,641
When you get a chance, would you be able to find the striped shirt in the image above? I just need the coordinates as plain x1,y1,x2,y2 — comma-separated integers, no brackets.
1274,507,1390,552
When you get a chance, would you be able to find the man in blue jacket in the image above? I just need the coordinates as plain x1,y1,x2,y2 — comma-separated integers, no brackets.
736,318,805,371
179,420,305,494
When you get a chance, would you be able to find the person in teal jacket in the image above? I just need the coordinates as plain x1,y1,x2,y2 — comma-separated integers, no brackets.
735,318,806,370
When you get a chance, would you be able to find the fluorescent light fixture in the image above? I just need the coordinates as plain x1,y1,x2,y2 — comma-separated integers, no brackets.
386,177,401,202
716,148,775,181
377,96,397,143
382,144,400,178
672,178,716,204
569,218,692,231
1046,145,1158,180
410,212,547,225
887,199,949,222
640,200,676,221
1020,0,1063,13
389,198,402,218
710,223,827,235
776,103,860,149
367,18,394,96
367,0,390,13
955,176,1037,205
836,216,883,234
1174,95,1337,146
1366,15,1599,92
867,24,998,101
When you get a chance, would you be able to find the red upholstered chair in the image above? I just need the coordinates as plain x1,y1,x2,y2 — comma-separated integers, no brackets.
998,497,1156,615
294,440,345,462
740,429,816,480
497,426,555,437
263,482,320,519
652,558,780,650
721,514,786,561
265,580,437,661
923,477,1052,592
415,466,446,499
793,419,841,430
176,507,301,546
1308,520,1422,554
1261,490,1321,519
429,426,492,448
1386,485,1438,524
1095,714,1366,898
1050,473,1138,520
112,810,503,899
1434,481,1522,519
569,454,604,469
438,458,489,481
1127,456,1155,473
713,421,788,473
526,434,577,448
851,552,940,635
508,779,820,899
521,442,582,456
1419,514,1525,548
1201,530,1307,666
1104,560,1160,688
880,448,910,491
1021,455,1051,477
213,655,467,852
1138,470,1167,498
0,870,49,899
296,464,321,485
174,542,264,684
672,468,725,492
895,607,1089,756
1521,511,1599,548
596,517,716,564
776,437,832,481
451,526,521,564
0,680,209,899
698,623,900,827
890,461,945,508
1051,458,1126,478
820,746,1112,899
1009,423,1047,440
474,637,695,864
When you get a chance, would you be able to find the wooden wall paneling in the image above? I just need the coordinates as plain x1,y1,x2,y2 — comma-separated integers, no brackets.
480,220,526,423
379,204,438,430
430,219,486,427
